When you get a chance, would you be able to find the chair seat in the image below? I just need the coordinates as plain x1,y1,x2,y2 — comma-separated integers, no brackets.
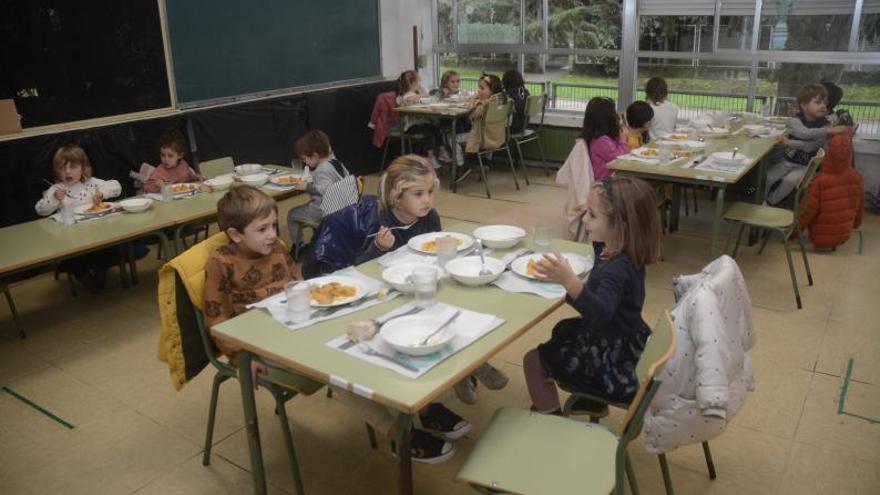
723,202,794,229
510,129,537,140
291,218,320,228
229,356,323,395
456,408,618,495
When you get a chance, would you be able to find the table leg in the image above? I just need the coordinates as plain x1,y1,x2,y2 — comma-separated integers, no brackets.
394,413,414,495
2,284,25,339
710,187,726,260
238,352,267,495
449,119,458,193
748,157,768,246
669,185,682,233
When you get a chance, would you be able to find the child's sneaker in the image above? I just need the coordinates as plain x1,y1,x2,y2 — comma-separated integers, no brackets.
419,403,472,440
454,376,478,405
473,363,508,390
568,396,610,418
391,429,456,464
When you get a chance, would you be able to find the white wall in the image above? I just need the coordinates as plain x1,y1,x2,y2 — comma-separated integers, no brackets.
380,0,434,84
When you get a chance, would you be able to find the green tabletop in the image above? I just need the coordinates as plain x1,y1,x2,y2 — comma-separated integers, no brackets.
0,166,300,277
212,222,592,414
608,133,778,185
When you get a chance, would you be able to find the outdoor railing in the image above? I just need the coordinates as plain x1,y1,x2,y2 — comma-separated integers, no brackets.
459,77,880,138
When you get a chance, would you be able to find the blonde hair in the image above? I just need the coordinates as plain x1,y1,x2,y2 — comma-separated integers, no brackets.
217,185,277,233
52,145,92,182
591,177,661,269
378,155,439,211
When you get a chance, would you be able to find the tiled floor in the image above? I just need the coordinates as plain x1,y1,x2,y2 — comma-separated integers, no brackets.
1,166,878,494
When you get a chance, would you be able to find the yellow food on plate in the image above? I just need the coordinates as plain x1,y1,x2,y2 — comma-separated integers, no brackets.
673,150,694,159
272,175,300,185
310,282,357,305
638,148,658,157
421,235,463,253
667,133,689,140
526,258,552,277
85,202,112,214
171,183,196,193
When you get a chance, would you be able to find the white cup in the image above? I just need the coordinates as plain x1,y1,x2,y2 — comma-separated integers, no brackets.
412,267,438,308
533,225,551,250
161,182,173,202
285,281,311,323
60,201,75,226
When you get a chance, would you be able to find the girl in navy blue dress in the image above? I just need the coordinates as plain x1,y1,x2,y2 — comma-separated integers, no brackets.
523,176,662,413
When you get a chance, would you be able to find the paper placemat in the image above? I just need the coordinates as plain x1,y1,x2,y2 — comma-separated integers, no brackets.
326,302,504,378
693,158,749,174
145,190,202,202
623,153,660,165
50,207,123,224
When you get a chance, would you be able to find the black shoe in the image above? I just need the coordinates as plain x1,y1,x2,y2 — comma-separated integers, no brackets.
391,429,455,464
568,396,610,418
75,271,100,294
419,403,472,440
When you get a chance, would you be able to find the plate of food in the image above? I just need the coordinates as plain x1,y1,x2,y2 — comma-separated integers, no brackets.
664,132,691,141
407,232,474,254
307,276,368,307
672,149,695,159
510,252,593,282
269,174,303,187
170,183,199,195
631,147,660,159
75,202,115,216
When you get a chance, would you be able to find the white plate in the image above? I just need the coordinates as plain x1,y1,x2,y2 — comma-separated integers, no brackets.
711,151,749,166
630,147,661,159
510,252,593,282
240,173,269,186
307,276,368,307
382,263,441,293
74,202,115,216
663,132,691,141
204,176,233,191
445,256,505,286
269,174,303,187
473,225,527,249
381,314,457,356
234,164,263,175
407,232,475,254
168,183,200,195
118,197,153,213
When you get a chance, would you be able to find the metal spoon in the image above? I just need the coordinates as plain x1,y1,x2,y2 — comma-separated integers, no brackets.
416,310,461,347
476,239,491,276
731,147,739,159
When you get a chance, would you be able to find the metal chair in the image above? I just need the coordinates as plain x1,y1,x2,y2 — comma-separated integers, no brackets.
198,156,234,178
723,149,825,309
457,311,676,495
472,99,520,199
508,93,548,181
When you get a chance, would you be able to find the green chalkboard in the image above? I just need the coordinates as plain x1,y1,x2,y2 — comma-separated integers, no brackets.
166,0,381,104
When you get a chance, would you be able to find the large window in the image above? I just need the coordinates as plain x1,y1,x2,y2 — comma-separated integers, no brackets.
434,0,880,137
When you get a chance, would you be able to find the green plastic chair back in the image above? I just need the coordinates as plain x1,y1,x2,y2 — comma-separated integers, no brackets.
199,156,235,178
524,94,546,119
791,148,825,220
480,99,513,148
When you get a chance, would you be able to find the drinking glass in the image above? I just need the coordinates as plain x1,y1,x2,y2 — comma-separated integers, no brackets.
533,225,551,250
435,236,458,269
161,182,173,202
412,267,438,308
658,149,672,165
60,200,75,226
285,281,311,323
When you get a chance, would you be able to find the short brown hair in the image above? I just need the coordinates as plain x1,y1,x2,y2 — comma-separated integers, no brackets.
294,130,332,159
440,70,459,90
158,127,188,155
502,69,526,91
217,185,277,233
379,155,439,211
52,144,92,182
645,77,669,105
796,83,828,106
591,176,662,269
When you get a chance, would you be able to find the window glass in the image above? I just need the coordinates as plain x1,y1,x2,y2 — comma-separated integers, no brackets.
548,0,622,50
759,0,853,51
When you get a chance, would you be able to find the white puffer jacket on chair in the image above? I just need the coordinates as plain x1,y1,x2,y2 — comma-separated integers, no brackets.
643,255,756,454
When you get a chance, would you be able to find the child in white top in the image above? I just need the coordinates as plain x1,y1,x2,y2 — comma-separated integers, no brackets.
35,144,121,216
646,77,680,141
396,70,445,167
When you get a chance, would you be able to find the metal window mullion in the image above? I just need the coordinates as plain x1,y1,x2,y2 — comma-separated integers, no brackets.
751,0,762,54
619,0,638,110
452,0,458,49
712,0,721,53
849,0,865,53
520,0,526,73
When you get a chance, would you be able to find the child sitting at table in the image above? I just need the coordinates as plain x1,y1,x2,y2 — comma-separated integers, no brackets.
397,70,446,167
523,176,662,415
144,128,205,193
646,77,679,141
766,83,849,205
624,100,655,149
502,69,531,135
286,129,351,248
582,96,629,181
465,74,508,155
432,70,462,99
35,144,122,292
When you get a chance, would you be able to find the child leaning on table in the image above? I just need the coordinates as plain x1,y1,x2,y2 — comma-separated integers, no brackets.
144,128,205,193
624,100,655,149
35,144,122,293
523,176,662,415
285,129,351,247
582,96,629,181
203,186,303,380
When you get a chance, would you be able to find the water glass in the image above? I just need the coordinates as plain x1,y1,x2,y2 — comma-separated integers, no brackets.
60,201,75,226
658,149,672,165
161,182,173,202
285,281,311,323
533,225,552,250
411,267,438,308
435,236,458,269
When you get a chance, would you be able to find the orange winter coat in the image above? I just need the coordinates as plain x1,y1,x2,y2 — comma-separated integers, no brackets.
798,133,863,249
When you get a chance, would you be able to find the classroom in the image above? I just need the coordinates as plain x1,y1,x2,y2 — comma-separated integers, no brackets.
0,1,878,494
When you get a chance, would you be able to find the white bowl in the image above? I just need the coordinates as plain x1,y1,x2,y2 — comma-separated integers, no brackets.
473,225,527,249
381,314,457,356
118,197,153,213
204,176,233,191
711,151,747,166
444,256,505,286
235,164,262,175
240,173,269,186
382,263,441,293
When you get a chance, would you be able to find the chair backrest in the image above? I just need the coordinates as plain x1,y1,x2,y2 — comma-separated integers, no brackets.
618,310,677,439
199,156,235,179
356,176,366,198
480,99,513,149
525,94,547,127
792,148,825,218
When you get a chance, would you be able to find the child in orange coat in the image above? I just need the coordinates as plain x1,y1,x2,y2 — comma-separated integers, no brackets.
798,132,863,250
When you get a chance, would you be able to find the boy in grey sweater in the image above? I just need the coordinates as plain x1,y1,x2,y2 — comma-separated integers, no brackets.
287,130,349,245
